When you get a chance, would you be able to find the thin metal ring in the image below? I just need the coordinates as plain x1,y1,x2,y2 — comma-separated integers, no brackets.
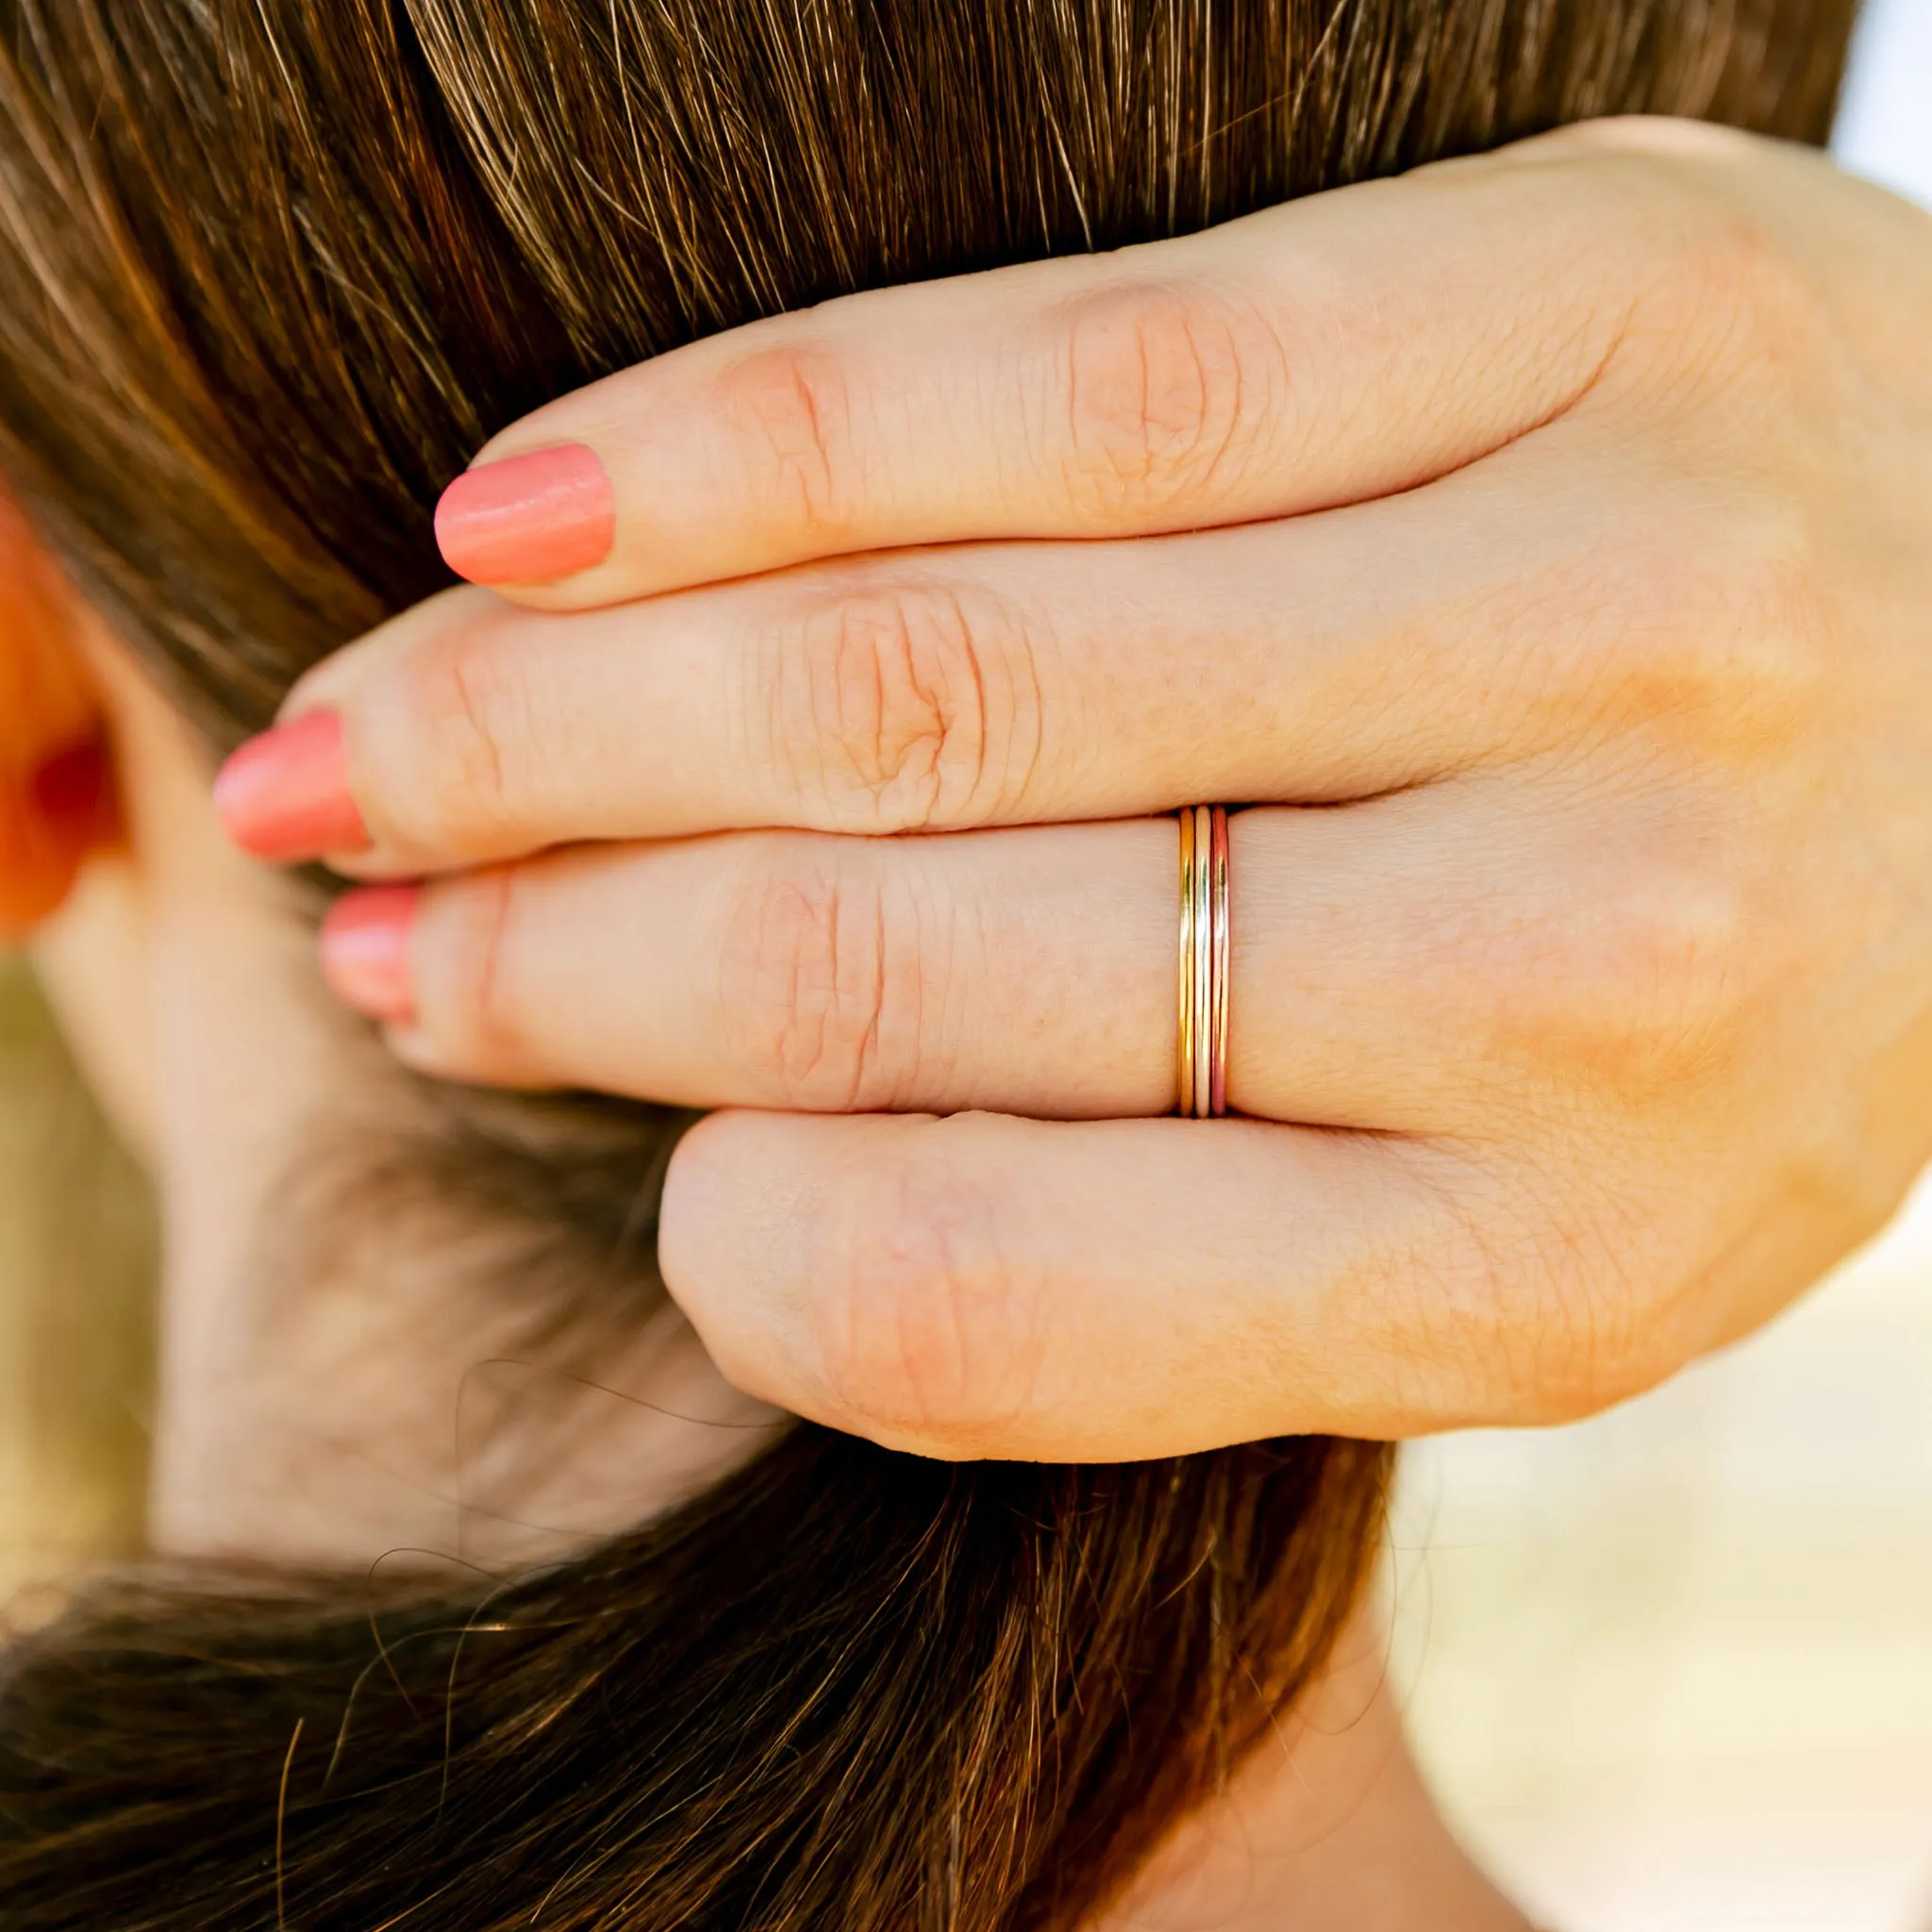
1209,804,1230,1117
1177,805,1230,1117
1176,805,1198,1113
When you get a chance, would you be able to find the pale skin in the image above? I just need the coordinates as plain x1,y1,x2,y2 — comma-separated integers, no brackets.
255,119,1932,1462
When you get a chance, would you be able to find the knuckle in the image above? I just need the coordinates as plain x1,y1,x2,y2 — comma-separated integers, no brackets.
766,576,1045,831
1502,1215,1677,1421
712,341,859,541
807,1144,1042,1452
1054,280,1285,520
1501,1274,1668,1423
1584,850,1753,1089
1644,192,1824,405
1691,203,1816,351
1564,493,1833,758
388,617,528,854
1477,830,1756,1108
715,848,924,1110
1426,1172,1673,1425
1695,500,1837,737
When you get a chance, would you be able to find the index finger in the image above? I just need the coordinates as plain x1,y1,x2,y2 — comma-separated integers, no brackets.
434,126,1679,608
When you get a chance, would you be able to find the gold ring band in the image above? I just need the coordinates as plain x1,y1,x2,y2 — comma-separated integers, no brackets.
1176,805,1230,1117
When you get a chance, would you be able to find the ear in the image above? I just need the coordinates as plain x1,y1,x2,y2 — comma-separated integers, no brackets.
0,491,118,938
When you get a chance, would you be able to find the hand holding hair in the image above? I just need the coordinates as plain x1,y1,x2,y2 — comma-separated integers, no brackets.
219,118,1932,1459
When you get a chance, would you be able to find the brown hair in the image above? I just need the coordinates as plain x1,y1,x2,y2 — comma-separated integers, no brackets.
0,3,1854,1926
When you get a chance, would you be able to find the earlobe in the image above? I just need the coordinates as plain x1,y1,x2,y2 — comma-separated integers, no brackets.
0,493,119,936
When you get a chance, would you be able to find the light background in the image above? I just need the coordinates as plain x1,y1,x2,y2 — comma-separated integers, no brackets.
1400,1181,1932,1932
1397,14,1932,1924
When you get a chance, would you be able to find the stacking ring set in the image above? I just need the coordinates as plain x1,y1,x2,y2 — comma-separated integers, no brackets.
1175,805,1231,1119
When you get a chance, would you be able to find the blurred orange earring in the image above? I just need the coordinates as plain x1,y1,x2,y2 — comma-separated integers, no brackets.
0,490,117,936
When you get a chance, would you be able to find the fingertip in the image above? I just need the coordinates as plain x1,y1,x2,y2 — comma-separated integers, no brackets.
319,882,419,1025
660,1109,805,1297
658,1109,853,1404
214,710,370,862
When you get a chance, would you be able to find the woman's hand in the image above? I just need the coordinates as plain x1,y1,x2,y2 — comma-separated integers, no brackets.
217,119,1932,1460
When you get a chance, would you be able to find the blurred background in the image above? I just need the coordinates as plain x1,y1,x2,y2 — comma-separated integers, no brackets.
1397,1183,1932,1932
0,4,1928,1924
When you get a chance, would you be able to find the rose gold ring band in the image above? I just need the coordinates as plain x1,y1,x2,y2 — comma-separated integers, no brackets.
1176,804,1230,1118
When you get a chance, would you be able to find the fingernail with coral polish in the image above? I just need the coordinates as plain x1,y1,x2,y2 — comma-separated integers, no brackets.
213,710,369,862
436,444,615,586
321,885,419,1025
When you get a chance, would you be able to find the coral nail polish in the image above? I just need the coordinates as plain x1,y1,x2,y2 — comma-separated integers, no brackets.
213,710,370,861
435,444,615,586
320,885,420,1025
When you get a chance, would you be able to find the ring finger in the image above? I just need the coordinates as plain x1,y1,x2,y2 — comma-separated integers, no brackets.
326,780,1634,1135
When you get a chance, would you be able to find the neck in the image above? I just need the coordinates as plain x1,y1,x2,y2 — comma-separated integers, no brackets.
1097,1606,1526,1932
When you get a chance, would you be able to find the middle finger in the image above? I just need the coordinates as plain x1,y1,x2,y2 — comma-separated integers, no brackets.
261,445,1636,877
